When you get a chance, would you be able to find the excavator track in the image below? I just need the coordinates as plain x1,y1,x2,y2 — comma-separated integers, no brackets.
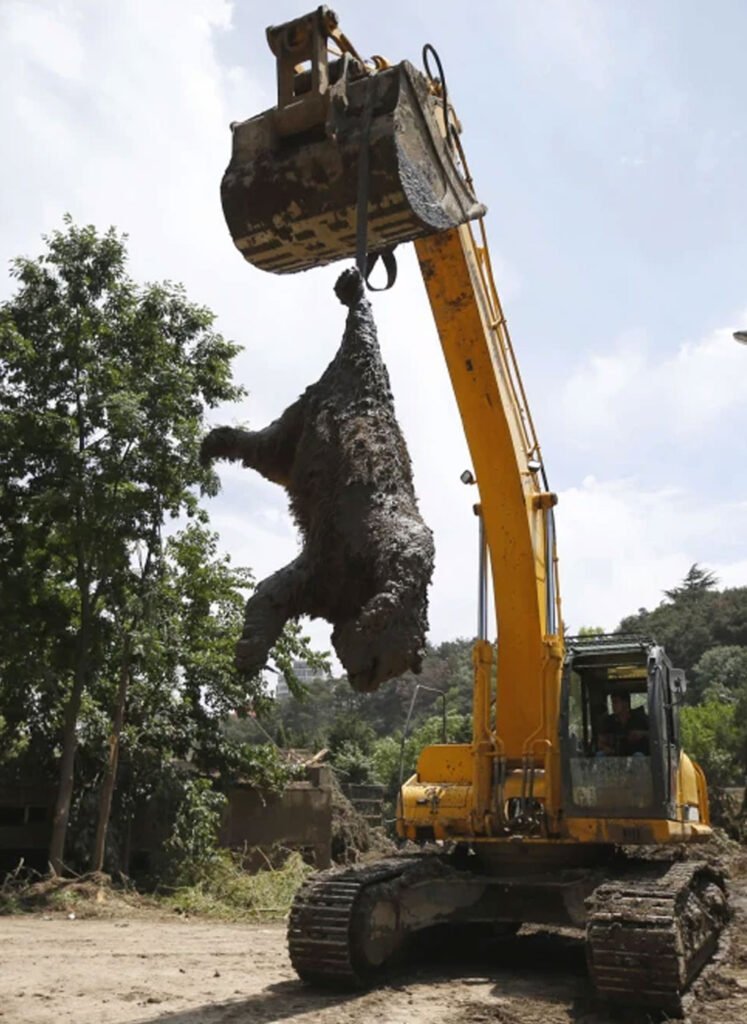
290,852,728,1011
586,859,729,1014
288,855,443,986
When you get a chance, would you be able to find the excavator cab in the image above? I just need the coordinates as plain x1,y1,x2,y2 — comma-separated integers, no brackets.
221,6,485,275
560,634,706,836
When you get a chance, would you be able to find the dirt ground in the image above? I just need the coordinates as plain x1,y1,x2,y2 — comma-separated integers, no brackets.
1,871,746,1024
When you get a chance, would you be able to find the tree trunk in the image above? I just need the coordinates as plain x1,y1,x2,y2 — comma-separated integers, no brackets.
122,811,133,877
48,664,87,874
49,514,92,876
92,636,131,872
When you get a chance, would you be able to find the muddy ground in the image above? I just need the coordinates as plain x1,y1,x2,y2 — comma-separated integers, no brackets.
1,867,745,1024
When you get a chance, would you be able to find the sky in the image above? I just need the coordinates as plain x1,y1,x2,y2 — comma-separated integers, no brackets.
2,0,746,662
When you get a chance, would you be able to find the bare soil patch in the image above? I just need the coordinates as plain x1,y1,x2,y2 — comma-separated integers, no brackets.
1,855,745,1024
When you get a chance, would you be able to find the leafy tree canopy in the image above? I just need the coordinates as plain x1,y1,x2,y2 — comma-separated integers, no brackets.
690,646,747,705
0,218,325,872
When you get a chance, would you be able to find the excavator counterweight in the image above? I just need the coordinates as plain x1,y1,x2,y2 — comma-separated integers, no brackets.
221,5,484,275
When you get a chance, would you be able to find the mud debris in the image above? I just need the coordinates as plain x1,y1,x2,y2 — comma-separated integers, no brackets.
329,773,394,865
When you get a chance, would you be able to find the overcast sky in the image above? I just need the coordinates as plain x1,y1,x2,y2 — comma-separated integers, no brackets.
2,0,746,662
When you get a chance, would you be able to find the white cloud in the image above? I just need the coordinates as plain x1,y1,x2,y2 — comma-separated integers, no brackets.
0,0,256,308
557,476,747,632
562,320,747,445
716,558,747,590
504,0,614,91
4,1,85,82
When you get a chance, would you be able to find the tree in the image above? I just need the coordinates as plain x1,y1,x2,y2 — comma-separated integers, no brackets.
0,218,243,872
327,714,378,784
664,564,718,602
265,638,475,753
371,710,471,800
690,646,747,705
680,700,742,788
84,522,323,872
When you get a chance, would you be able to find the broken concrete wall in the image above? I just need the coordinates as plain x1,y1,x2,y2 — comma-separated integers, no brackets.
221,768,332,869
130,765,334,873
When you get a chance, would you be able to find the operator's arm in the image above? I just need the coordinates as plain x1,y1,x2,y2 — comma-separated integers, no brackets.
597,715,616,756
626,707,650,754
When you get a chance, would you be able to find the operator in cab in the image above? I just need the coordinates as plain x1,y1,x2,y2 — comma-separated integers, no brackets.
597,692,649,756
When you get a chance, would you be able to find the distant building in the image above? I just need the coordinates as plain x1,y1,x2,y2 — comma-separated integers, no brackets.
276,659,329,700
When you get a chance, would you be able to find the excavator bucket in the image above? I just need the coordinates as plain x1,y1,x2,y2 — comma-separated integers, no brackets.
221,6,485,275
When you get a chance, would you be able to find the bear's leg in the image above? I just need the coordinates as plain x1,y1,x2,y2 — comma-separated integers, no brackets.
200,397,305,487
333,589,409,692
235,553,311,677
332,584,427,693
332,514,434,692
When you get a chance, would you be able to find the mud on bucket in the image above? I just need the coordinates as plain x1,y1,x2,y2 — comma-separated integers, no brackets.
221,10,485,275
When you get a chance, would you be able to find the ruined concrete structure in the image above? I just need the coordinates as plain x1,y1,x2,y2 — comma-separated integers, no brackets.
130,765,335,872
201,267,434,692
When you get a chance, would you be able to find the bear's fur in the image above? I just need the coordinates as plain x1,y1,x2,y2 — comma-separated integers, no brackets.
200,267,434,692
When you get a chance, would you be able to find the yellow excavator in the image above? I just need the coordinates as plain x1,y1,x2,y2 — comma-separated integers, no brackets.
221,7,728,1013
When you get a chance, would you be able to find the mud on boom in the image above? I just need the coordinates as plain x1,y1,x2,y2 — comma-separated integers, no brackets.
220,7,729,1015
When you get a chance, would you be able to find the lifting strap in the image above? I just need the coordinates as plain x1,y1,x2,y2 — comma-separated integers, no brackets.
355,86,398,292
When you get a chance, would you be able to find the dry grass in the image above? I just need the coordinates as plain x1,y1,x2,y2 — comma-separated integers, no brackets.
0,850,314,923
0,866,152,917
164,849,313,921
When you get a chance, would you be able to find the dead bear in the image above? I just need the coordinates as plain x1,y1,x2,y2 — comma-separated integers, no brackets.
200,266,435,693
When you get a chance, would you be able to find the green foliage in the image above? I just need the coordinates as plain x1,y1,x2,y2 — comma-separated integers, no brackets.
330,741,378,784
261,640,475,798
275,632,330,700
328,715,376,756
217,739,303,795
680,700,742,788
691,646,747,704
0,217,245,864
0,854,311,922
165,850,312,921
736,689,747,773
615,566,747,796
618,566,747,676
371,710,471,800
326,714,378,784
256,640,475,802
163,777,228,885
267,639,475,753
0,712,28,766
664,563,719,601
